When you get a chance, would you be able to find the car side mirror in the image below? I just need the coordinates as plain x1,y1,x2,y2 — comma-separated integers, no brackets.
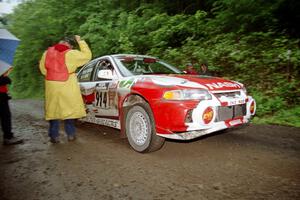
97,70,114,80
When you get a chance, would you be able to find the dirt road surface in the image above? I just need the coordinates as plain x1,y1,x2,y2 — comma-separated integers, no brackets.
0,99,299,200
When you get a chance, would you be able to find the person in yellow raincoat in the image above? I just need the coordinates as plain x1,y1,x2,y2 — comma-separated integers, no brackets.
39,35,92,143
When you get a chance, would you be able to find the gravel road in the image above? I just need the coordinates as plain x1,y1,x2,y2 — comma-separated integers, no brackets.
0,99,299,200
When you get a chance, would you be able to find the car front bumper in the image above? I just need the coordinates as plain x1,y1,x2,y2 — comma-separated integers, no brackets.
155,96,256,140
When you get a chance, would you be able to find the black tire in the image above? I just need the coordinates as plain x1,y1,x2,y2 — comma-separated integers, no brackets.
125,103,165,153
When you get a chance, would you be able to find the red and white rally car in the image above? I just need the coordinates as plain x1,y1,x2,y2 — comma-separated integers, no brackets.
77,54,256,152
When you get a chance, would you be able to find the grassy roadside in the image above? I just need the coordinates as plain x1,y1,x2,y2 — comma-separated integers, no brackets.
253,106,300,127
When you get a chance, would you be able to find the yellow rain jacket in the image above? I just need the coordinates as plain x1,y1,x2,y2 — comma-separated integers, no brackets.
39,40,92,120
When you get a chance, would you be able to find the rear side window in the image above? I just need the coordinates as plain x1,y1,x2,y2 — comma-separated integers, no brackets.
78,62,96,82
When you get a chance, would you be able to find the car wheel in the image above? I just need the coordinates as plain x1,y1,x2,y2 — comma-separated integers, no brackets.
125,103,165,153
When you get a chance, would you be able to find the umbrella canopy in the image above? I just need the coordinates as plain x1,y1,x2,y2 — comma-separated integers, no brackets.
0,28,20,76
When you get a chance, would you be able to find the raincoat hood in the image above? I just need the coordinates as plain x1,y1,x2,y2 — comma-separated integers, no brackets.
53,43,70,52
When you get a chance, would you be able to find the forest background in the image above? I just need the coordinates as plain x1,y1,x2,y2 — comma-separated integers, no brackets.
1,0,299,127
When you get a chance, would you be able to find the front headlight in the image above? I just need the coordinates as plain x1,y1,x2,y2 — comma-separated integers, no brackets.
163,89,212,100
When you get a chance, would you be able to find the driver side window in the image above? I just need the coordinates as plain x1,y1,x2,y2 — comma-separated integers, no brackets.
94,59,117,81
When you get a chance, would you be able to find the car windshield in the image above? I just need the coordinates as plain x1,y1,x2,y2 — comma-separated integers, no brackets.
113,55,183,77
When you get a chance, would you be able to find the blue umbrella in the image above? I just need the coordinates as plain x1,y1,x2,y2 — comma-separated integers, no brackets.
0,29,20,76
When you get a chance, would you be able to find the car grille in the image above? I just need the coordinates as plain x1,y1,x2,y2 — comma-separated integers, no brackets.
213,91,241,98
215,104,246,122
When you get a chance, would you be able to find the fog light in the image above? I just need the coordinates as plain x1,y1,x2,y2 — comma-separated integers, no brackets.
202,107,214,124
250,101,255,115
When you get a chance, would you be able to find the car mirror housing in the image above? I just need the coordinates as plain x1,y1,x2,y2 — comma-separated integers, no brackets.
97,70,114,79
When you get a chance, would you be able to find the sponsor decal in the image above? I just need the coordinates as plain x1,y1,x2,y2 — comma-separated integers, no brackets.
82,116,120,129
205,82,241,90
96,82,109,90
94,83,109,109
118,78,135,89
151,76,202,88
95,91,109,108
89,82,119,115
80,67,93,80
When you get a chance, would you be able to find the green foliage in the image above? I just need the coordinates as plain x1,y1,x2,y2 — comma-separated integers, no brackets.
251,90,286,116
253,106,300,127
6,0,300,127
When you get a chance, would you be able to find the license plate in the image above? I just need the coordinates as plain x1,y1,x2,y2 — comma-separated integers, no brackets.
229,119,242,126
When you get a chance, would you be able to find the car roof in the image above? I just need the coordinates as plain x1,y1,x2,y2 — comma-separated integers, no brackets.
111,54,158,59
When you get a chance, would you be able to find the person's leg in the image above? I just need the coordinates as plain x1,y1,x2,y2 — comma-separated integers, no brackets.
1,99,23,145
64,119,76,141
0,99,13,139
49,120,60,143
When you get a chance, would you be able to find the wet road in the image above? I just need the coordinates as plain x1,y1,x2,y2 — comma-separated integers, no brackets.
0,99,299,200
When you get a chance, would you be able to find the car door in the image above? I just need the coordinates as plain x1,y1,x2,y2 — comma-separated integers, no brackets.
78,59,98,107
89,58,120,129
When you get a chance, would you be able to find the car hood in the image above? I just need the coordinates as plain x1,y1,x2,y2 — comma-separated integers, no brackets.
140,74,243,91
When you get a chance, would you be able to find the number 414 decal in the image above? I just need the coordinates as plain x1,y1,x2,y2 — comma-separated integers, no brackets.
95,91,109,109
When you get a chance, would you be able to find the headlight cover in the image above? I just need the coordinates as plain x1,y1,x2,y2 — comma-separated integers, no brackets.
163,89,212,100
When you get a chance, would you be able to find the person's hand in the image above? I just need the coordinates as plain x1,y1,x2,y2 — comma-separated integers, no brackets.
74,35,81,42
